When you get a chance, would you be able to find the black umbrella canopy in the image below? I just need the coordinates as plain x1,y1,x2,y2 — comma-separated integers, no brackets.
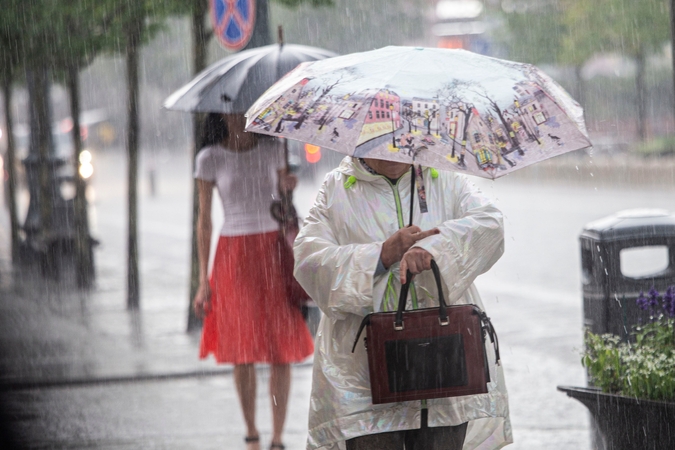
163,43,337,114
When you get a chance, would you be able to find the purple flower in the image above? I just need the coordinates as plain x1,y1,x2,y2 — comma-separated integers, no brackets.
648,287,660,310
663,286,675,317
637,290,649,311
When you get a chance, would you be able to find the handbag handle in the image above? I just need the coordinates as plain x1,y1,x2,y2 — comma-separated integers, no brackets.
394,259,448,330
351,259,501,364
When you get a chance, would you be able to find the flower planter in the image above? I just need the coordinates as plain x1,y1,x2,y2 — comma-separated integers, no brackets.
558,386,675,450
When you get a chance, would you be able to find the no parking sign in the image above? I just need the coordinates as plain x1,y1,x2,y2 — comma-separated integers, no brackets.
211,0,256,51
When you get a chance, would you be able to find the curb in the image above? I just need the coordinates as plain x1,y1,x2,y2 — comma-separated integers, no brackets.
503,154,675,186
0,361,314,392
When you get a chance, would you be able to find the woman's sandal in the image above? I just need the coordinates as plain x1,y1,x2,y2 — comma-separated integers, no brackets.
244,436,260,447
270,444,285,450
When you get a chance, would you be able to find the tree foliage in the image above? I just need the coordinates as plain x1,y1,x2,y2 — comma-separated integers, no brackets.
498,0,672,140
497,0,567,65
275,0,332,6
498,0,671,65
593,0,671,57
270,0,426,54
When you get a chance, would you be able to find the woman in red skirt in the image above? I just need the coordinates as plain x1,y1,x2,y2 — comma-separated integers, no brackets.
193,113,314,450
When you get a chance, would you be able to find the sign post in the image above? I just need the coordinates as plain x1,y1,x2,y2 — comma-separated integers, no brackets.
211,0,256,51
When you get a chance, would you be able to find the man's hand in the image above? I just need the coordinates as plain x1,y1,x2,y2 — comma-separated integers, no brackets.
380,225,439,269
400,247,434,284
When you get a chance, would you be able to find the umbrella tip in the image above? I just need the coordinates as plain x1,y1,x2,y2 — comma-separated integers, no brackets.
278,25,284,46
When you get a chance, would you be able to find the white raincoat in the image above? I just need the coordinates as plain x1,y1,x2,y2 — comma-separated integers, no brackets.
294,157,512,450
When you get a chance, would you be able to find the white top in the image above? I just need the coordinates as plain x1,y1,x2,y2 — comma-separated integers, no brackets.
194,139,284,236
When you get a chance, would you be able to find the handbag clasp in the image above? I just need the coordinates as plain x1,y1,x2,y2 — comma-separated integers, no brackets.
439,317,449,326
394,321,404,331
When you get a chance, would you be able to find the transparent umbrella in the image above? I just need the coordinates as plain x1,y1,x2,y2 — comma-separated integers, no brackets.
163,42,337,114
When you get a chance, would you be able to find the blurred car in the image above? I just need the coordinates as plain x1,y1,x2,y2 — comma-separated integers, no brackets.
11,109,108,186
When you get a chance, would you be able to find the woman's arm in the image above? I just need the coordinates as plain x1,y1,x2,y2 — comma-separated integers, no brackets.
194,179,215,318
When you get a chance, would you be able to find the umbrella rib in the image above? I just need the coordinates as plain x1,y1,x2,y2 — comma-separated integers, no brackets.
164,47,270,111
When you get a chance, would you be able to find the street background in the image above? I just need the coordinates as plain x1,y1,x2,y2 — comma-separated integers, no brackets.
2,0,675,448
1,146,673,449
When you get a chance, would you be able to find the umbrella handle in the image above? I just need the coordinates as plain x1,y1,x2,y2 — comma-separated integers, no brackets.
409,164,415,227
284,138,289,172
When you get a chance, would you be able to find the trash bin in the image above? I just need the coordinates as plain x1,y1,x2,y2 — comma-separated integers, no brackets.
580,209,675,340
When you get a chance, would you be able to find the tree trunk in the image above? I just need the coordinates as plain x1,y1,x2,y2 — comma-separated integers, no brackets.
66,64,94,289
33,66,53,255
244,0,272,50
2,72,20,264
187,0,211,332
126,19,142,309
24,67,56,277
635,48,647,142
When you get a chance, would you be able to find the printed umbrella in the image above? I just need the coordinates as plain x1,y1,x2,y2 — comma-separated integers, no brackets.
163,42,337,114
244,46,592,180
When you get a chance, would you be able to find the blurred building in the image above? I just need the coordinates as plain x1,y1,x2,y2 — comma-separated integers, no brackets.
432,0,491,54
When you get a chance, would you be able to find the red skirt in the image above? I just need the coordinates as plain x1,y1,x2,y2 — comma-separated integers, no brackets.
199,231,314,364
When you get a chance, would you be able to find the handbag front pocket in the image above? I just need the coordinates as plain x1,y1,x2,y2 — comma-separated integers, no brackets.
385,334,468,393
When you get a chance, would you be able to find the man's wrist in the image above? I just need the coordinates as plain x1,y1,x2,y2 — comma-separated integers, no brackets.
379,243,396,269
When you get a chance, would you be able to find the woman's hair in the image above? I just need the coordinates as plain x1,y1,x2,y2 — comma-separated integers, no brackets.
200,113,229,148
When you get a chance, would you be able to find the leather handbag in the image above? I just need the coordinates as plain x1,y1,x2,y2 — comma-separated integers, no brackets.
352,260,500,404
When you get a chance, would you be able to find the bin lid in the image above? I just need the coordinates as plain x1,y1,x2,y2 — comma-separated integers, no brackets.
581,209,675,241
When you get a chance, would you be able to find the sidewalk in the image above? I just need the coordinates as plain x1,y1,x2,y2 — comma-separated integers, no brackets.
0,226,315,450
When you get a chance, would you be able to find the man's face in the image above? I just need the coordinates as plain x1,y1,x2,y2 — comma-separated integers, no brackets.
364,158,411,179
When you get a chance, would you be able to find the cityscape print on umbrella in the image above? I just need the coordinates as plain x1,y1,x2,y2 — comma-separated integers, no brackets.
246,47,591,179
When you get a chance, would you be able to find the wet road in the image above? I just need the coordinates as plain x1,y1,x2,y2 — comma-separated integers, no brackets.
1,147,673,449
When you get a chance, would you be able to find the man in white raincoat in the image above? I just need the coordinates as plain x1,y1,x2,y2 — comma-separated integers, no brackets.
294,156,512,450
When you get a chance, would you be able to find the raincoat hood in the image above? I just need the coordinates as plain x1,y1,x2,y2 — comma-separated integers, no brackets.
334,156,389,181
294,157,511,449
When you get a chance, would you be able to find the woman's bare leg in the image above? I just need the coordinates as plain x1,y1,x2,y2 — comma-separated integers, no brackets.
270,364,291,446
234,364,259,449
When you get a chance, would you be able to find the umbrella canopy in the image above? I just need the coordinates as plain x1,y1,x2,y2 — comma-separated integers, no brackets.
244,46,592,179
163,43,337,114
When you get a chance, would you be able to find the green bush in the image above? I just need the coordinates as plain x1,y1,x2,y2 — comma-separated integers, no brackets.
636,136,675,157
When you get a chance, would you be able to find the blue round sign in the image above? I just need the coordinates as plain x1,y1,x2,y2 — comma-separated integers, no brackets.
211,0,256,51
